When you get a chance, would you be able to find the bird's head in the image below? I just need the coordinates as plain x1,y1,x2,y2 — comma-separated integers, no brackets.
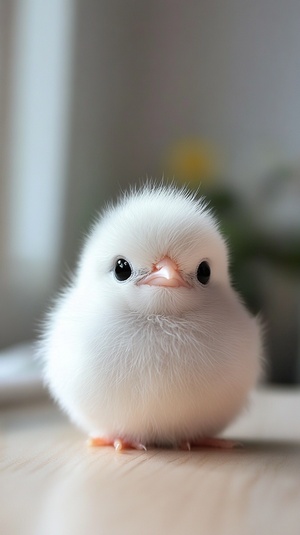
76,185,230,316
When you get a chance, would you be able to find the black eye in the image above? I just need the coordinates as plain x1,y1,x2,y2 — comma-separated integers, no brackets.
114,258,132,281
197,261,211,285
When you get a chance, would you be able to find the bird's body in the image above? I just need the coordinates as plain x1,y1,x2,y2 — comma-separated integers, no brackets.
41,185,262,449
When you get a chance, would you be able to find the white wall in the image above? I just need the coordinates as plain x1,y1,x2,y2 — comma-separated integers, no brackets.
0,0,74,347
65,0,300,224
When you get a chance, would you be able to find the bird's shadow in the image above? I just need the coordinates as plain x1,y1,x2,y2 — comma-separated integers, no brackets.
188,438,300,456
143,438,300,466
233,438,300,453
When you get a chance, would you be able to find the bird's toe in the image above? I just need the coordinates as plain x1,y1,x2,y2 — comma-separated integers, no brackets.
87,436,147,452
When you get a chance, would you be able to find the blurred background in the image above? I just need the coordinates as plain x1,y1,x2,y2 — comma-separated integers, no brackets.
0,0,299,396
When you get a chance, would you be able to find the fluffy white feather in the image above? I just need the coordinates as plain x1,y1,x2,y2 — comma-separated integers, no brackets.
40,185,262,447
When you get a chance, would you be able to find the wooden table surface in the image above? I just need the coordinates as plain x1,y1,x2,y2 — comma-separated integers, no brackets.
1,388,300,535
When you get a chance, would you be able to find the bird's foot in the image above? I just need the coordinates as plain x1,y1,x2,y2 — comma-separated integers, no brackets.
179,437,242,450
87,436,147,452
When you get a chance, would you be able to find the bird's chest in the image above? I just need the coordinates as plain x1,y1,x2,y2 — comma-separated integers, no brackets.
78,313,225,438
91,314,208,395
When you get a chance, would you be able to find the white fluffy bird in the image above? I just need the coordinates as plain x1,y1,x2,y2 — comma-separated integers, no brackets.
41,185,262,451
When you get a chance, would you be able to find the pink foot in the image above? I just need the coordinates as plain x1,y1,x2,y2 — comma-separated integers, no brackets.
87,436,147,452
179,437,242,450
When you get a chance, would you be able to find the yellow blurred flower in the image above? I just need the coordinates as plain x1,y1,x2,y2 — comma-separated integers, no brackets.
165,139,220,186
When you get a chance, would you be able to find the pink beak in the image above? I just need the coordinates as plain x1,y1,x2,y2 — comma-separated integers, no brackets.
138,257,190,288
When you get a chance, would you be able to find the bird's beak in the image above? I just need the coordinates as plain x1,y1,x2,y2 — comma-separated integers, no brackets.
138,257,190,288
